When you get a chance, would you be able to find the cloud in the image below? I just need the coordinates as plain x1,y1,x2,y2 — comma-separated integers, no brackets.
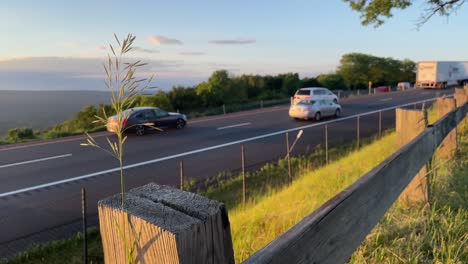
209,39,256,45
148,35,182,45
178,51,206,56
132,47,159,54
97,46,107,51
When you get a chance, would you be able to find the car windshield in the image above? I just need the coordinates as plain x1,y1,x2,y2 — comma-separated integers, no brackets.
297,100,316,105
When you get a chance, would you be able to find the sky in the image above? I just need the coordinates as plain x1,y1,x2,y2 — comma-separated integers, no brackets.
1,0,468,90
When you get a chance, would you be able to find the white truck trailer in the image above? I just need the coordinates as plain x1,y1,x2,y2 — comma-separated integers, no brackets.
416,61,468,89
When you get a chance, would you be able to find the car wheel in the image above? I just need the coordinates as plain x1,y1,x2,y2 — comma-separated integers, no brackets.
314,112,321,121
135,125,145,136
333,98,338,104
335,109,341,117
176,119,186,129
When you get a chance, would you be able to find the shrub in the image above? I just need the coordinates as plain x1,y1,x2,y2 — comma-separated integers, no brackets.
6,128,35,142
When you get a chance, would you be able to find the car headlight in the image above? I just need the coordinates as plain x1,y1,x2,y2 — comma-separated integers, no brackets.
182,114,187,121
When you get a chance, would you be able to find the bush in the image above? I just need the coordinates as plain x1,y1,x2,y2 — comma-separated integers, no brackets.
6,128,35,142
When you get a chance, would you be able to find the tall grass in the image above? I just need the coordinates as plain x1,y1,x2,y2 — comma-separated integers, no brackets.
228,133,398,262
350,124,467,263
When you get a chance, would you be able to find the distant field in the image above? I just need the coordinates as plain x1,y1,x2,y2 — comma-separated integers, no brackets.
0,90,111,135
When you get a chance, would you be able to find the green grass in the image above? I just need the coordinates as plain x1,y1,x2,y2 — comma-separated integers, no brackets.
229,132,399,262
350,125,468,264
0,228,103,264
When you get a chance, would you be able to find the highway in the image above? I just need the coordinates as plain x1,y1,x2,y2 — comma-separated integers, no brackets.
0,88,453,256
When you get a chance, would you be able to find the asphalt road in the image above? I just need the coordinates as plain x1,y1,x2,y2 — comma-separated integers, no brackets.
0,88,453,256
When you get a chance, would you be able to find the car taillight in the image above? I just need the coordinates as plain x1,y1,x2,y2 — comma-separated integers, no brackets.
122,119,128,126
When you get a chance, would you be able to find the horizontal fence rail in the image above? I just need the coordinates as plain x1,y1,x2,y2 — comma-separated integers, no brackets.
243,103,467,264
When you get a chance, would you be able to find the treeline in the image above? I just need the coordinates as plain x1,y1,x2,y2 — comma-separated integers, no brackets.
139,52,415,111
1,53,415,142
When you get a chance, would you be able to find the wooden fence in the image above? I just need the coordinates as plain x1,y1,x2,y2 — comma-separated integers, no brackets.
97,90,467,264
244,99,467,264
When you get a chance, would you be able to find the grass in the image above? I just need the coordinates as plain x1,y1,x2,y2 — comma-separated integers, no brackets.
350,124,468,263
228,132,399,262
0,228,103,264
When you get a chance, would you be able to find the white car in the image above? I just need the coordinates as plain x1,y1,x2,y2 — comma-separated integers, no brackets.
293,87,338,105
289,99,342,121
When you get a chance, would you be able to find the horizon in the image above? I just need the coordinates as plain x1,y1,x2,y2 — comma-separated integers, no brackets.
2,1,468,91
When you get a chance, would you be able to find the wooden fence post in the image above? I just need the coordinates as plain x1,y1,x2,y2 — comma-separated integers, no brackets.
454,88,467,107
396,108,428,206
98,183,234,264
435,97,457,159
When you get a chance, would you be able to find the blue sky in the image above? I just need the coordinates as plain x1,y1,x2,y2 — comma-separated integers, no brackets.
1,0,468,90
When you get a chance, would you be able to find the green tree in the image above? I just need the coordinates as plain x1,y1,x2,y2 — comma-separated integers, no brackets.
300,77,321,88
278,73,300,95
344,0,466,27
337,53,375,89
337,53,416,88
317,73,346,90
137,90,174,111
168,86,202,111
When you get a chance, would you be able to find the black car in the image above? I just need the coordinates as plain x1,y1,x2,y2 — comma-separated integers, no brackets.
107,107,187,136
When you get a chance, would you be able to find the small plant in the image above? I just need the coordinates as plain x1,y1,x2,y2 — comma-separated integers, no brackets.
80,34,156,264
81,33,155,209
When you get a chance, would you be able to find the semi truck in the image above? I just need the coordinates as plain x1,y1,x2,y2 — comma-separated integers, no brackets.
416,61,468,89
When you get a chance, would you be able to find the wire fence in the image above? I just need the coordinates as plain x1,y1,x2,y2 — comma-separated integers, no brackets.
0,97,428,260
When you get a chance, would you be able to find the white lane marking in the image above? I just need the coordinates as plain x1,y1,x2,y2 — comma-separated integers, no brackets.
0,154,72,169
217,122,252,130
380,98,392,102
0,95,451,198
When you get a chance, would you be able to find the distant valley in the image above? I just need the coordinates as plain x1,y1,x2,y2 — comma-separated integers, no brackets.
0,90,112,135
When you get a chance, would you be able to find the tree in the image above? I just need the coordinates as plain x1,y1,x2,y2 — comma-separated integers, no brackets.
300,77,321,88
317,73,346,90
278,73,301,95
344,0,466,27
337,52,416,88
168,86,202,111
337,53,375,89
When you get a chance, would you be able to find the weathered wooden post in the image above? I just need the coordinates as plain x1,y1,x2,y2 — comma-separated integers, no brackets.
454,88,467,107
435,97,457,159
396,108,429,206
98,183,234,264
